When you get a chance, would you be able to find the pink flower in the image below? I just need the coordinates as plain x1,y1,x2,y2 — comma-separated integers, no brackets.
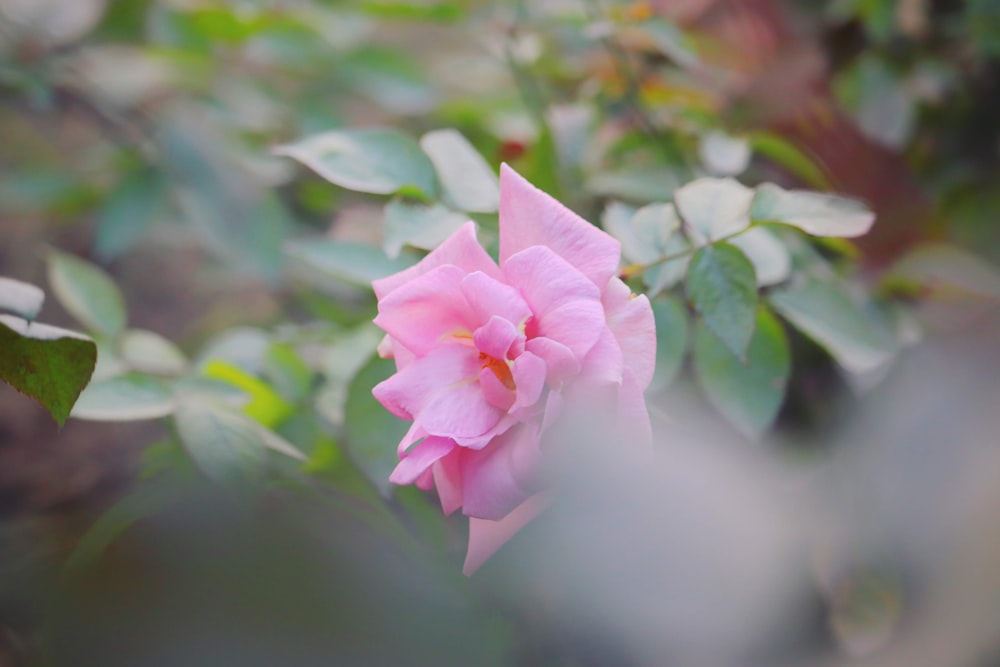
372,165,656,573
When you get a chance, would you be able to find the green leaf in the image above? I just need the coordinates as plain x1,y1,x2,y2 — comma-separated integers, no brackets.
694,308,790,438
686,244,758,359
120,329,187,375
71,372,175,421
751,183,875,238
605,202,690,294
344,354,409,496
639,18,699,68
674,177,754,244
0,315,97,426
201,360,294,429
0,277,44,321
769,277,895,374
274,127,437,198
46,250,127,338
286,239,419,288
94,169,166,261
174,401,267,483
746,132,832,190
383,200,468,259
419,129,499,213
650,295,689,390
586,167,682,203
887,243,1000,299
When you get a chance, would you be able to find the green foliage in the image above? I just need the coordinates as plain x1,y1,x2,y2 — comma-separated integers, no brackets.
46,251,127,339
686,244,759,360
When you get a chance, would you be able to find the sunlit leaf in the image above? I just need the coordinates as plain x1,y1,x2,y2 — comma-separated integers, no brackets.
0,314,96,426
752,183,875,238
47,250,127,338
694,309,790,438
202,360,294,429
120,329,187,375
686,244,758,359
274,127,437,198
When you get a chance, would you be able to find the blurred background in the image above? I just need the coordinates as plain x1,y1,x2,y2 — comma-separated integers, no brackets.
1,0,999,665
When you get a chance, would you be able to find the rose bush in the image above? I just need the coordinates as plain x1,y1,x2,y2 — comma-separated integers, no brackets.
372,165,656,573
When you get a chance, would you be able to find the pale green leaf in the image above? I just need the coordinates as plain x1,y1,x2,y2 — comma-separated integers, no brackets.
286,239,419,288
686,244,758,359
751,183,874,238
382,200,468,259
94,169,166,261
274,127,437,198
121,329,187,375
47,250,127,338
699,131,750,176
729,227,791,287
419,129,498,213
175,400,268,483
0,277,44,321
344,354,408,496
674,177,754,244
769,277,895,374
694,308,790,438
71,372,175,421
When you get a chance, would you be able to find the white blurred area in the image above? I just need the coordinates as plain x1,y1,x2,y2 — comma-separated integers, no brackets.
479,312,1000,667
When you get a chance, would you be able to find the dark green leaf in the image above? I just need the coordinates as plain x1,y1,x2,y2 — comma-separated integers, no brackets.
274,128,437,198
694,308,790,438
650,295,689,390
344,355,409,496
746,132,831,190
686,244,758,359
46,250,127,338
0,315,96,426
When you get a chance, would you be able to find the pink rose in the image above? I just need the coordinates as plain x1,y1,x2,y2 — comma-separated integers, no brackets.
372,165,656,573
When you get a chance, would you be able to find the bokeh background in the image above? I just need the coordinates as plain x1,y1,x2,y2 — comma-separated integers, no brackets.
1,0,999,665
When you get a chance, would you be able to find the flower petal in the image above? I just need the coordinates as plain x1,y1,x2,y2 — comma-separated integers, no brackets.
419,378,505,442
374,265,476,357
499,164,620,289
372,344,478,420
511,351,546,410
433,449,465,515
373,221,499,300
503,245,601,316
525,337,580,386
461,425,542,520
603,278,657,390
479,366,516,411
461,272,532,330
464,492,550,575
473,316,520,361
390,436,455,485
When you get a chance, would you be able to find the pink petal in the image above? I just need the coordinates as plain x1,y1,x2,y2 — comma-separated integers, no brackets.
419,378,504,442
578,327,625,388
502,245,600,316
461,425,542,520
464,492,550,575
524,337,580,386
433,450,465,515
373,222,500,300
618,368,653,449
461,272,532,330
372,344,478,420
473,316,520,361
390,436,455,485
534,299,606,362
510,351,546,410
479,366,515,411
374,265,476,357
498,164,620,290
603,277,657,390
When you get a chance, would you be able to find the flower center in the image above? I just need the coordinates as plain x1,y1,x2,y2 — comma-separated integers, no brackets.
479,352,516,391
